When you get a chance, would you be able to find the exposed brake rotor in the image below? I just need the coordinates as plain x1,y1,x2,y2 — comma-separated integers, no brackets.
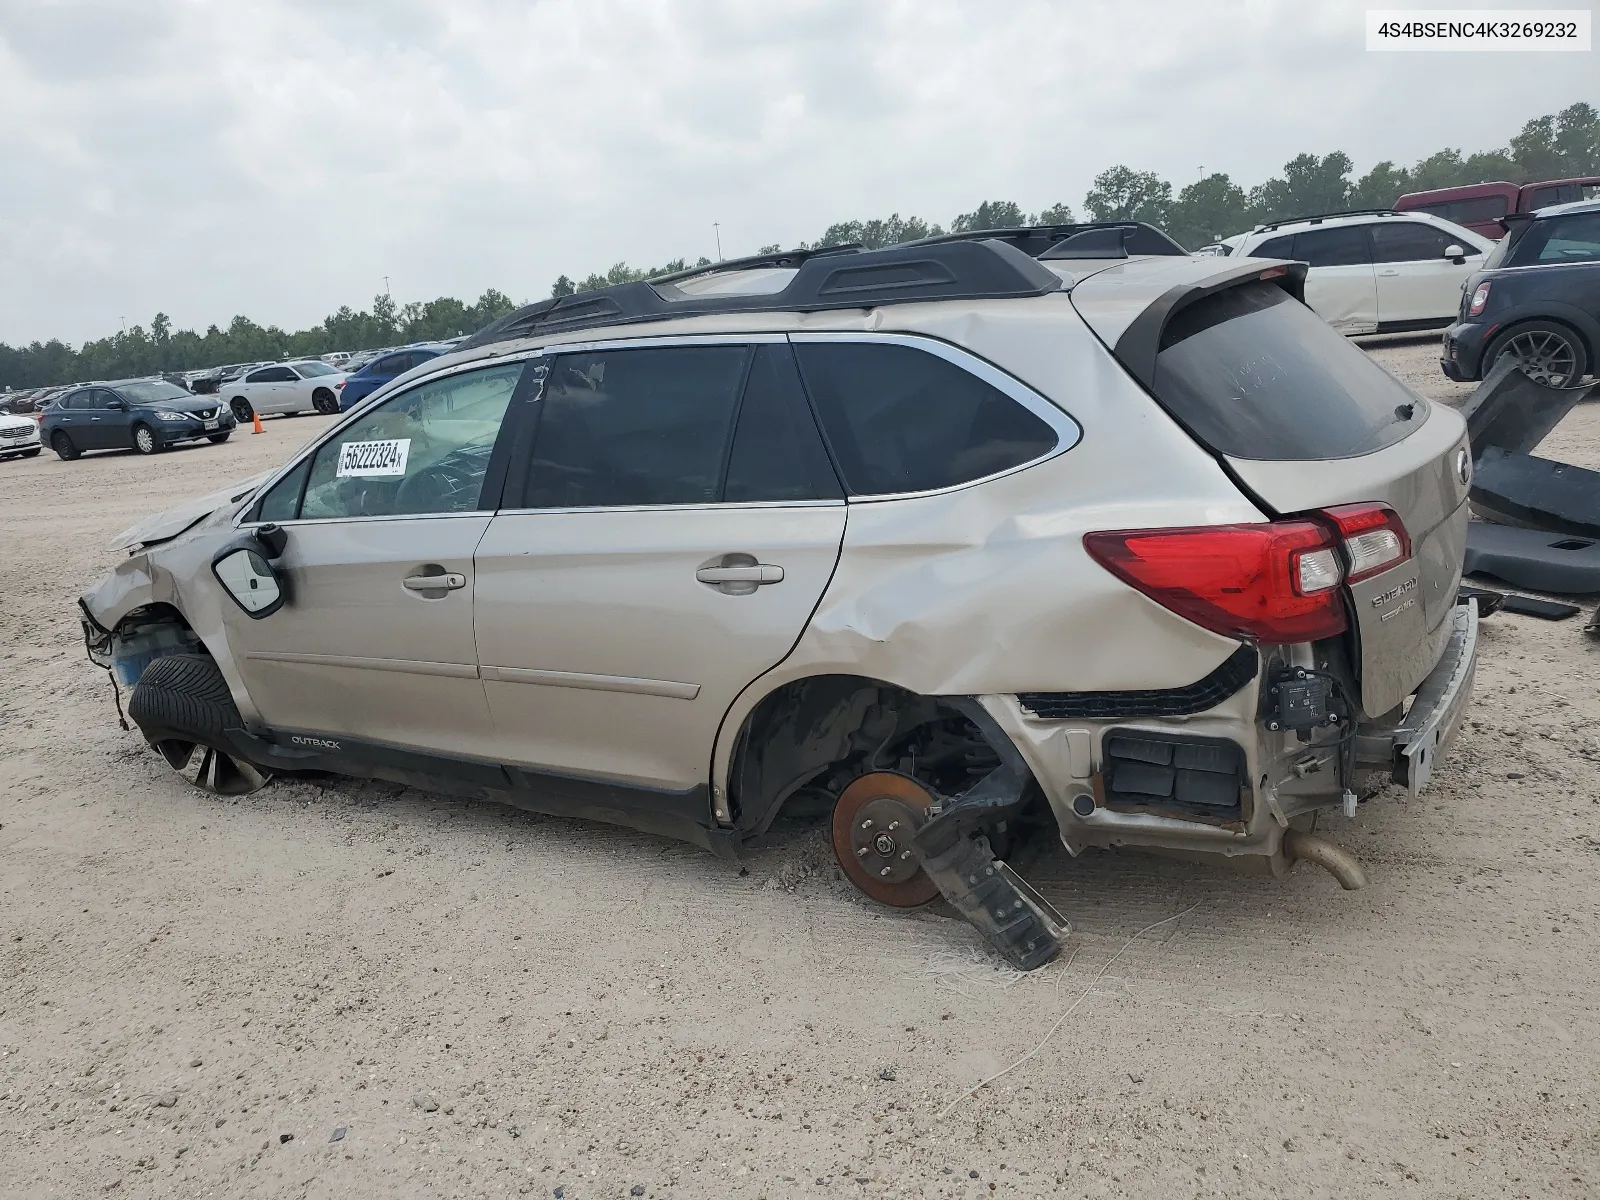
830,772,941,907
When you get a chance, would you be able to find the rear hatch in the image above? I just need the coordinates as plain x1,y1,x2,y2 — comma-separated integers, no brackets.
1070,262,1470,718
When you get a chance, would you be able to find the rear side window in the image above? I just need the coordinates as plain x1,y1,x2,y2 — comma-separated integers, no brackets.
1369,222,1456,262
1252,235,1295,259
1151,283,1421,460
522,345,750,509
1292,227,1370,267
724,346,842,503
793,341,1058,496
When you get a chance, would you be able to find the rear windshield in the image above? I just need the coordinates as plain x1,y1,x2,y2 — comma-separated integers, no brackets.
1151,283,1423,460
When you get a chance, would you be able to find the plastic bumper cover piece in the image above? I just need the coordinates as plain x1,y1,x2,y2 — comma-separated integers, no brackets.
1383,602,1478,798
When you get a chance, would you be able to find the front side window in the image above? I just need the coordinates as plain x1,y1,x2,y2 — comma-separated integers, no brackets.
1252,235,1296,259
274,362,523,520
1369,222,1456,263
1292,226,1371,268
793,341,1059,496
522,345,750,509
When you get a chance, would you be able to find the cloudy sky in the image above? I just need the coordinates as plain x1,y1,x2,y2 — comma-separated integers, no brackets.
0,0,1592,345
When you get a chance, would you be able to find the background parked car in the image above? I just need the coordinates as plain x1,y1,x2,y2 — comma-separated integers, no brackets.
40,379,237,459
1397,176,1600,241
224,360,347,422
335,344,449,410
0,409,43,458
1442,198,1600,388
1234,210,1494,334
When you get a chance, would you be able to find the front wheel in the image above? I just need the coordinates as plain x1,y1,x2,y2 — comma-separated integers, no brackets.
52,431,80,461
312,388,339,415
229,396,253,422
21,447,41,458
1486,320,1589,389
207,432,231,444
132,423,161,455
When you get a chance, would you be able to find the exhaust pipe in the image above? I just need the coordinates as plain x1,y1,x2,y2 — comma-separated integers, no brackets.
1283,829,1367,891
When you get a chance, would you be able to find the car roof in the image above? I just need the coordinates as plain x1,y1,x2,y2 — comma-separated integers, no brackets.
1527,197,1600,219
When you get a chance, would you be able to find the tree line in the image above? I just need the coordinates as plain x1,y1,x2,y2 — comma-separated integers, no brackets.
3,101,1595,391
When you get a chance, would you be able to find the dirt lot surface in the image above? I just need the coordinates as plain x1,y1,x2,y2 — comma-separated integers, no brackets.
3,347,1599,1200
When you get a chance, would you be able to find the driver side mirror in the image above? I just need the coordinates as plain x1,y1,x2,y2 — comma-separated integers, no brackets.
211,524,289,618
106,398,127,411
1444,243,1468,264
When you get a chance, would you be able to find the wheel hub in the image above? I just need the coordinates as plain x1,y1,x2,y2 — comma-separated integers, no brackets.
830,772,940,907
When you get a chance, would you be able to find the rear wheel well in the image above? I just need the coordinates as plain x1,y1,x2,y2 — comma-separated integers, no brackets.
726,674,1021,837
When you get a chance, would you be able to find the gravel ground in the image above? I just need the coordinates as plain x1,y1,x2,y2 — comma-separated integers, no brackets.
3,347,1599,1200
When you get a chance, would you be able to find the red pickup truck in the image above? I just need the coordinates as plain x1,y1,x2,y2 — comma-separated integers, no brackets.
1395,177,1600,239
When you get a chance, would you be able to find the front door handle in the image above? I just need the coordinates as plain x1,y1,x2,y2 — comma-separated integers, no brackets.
1378,268,1399,276
696,564,784,585
403,572,466,591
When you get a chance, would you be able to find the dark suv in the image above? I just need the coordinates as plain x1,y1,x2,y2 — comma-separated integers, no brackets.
1441,199,1600,388
41,379,237,460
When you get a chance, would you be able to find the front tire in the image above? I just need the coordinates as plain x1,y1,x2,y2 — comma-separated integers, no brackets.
132,423,161,455
312,388,338,415
52,431,80,461
21,447,41,458
207,432,231,444
1485,320,1589,389
229,396,253,422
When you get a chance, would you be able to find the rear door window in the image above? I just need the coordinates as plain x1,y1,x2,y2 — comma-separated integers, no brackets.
1292,226,1371,267
1252,235,1296,259
724,345,842,503
1150,282,1421,460
1369,222,1455,262
521,345,750,509
792,341,1059,496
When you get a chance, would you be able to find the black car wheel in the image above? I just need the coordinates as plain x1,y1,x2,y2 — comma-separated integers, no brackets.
132,423,162,455
312,388,339,415
21,447,41,457
207,432,231,444
51,431,80,461
1486,321,1589,389
230,397,253,422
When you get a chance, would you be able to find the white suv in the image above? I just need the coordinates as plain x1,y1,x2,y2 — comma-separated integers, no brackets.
1230,210,1495,334
80,227,1478,969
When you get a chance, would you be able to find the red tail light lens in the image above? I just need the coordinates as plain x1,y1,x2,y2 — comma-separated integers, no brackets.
1084,522,1347,643
1468,281,1491,316
1322,503,1411,584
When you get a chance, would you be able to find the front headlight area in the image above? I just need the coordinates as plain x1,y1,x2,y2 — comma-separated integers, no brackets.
154,411,192,422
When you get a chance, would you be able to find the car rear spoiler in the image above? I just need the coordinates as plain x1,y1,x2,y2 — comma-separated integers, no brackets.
1110,260,1309,389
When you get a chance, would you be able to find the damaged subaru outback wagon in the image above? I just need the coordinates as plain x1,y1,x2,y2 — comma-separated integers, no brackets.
80,225,1478,970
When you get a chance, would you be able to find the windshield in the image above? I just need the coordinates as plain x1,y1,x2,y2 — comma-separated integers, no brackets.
118,381,193,404
292,361,340,378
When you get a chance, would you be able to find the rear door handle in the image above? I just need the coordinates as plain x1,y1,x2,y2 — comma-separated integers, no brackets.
403,572,466,591
696,564,784,585
1378,269,1399,276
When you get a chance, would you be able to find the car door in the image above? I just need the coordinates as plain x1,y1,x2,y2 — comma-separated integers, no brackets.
222,360,529,758
1291,226,1378,333
472,338,847,797
241,366,294,413
1369,221,1480,325
98,388,138,448
79,388,125,450
50,389,93,446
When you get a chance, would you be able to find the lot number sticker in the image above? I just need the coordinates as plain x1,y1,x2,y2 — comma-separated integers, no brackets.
337,438,410,477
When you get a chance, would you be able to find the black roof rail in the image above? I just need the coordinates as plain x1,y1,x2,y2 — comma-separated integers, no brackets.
460,238,1064,351
1255,208,1400,232
648,243,862,286
909,221,1188,258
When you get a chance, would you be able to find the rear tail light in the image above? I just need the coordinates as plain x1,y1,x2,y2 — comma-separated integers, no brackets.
1084,521,1348,643
1322,503,1411,584
1085,505,1413,643
1468,281,1491,316
335,380,345,390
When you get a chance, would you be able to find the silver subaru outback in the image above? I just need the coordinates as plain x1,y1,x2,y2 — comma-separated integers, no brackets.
79,225,1477,969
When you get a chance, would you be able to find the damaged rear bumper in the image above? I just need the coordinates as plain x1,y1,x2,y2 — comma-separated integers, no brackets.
1356,600,1478,797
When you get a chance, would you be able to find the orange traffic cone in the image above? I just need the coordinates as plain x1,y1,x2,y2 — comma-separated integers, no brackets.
251,412,264,435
